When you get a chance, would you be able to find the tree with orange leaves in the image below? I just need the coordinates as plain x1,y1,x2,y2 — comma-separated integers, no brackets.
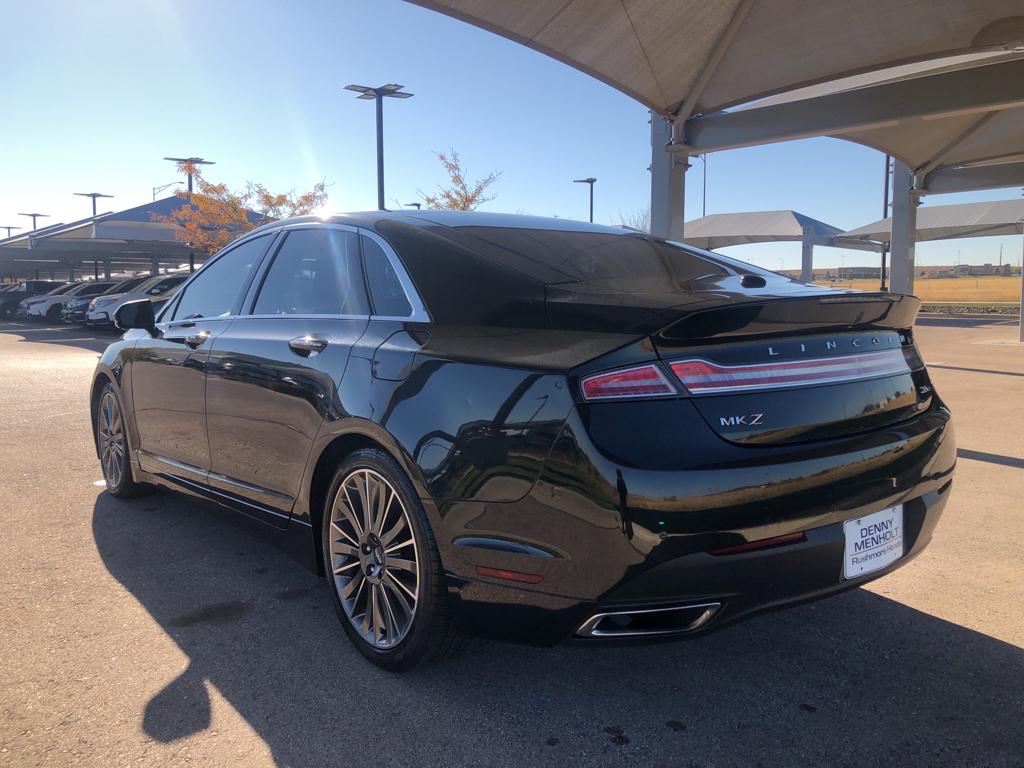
156,160,328,255
419,150,500,211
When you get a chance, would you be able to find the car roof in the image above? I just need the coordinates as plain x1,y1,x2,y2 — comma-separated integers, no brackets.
245,210,635,238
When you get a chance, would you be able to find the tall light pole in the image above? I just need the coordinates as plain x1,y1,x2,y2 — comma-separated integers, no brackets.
573,177,597,222
344,83,414,210
18,212,50,230
153,181,184,200
74,192,113,217
163,157,215,193
0,226,21,239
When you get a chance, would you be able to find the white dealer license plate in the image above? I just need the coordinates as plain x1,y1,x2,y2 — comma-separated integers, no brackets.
843,504,904,579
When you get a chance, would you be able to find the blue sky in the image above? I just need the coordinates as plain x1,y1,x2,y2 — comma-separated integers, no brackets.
1,0,1021,269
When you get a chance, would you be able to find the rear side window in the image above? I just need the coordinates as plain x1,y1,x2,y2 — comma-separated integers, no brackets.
172,235,270,320
361,236,412,317
253,229,368,316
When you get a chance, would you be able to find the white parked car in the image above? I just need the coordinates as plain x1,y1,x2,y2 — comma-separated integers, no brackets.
27,280,117,322
86,273,187,327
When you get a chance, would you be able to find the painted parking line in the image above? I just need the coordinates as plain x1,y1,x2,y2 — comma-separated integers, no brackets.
27,338,105,342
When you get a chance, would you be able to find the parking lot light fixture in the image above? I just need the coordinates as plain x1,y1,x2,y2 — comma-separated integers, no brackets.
74,192,114,217
153,181,184,201
573,177,597,222
0,225,22,239
18,212,50,230
344,84,414,211
163,157,215,193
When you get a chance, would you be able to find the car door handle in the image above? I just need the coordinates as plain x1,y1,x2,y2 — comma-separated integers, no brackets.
289,336,329,356
185,330,211,348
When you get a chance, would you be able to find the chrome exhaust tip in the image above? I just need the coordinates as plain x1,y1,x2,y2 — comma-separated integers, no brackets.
575,602,721,638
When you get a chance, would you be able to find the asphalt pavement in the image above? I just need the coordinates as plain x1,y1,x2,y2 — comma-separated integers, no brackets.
1,317,1022,767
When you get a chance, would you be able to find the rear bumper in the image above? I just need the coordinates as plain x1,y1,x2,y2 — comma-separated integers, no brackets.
446,482,950,645
440,402,955,645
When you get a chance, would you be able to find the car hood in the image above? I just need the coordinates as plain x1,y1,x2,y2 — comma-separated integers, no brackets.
92,292,127,304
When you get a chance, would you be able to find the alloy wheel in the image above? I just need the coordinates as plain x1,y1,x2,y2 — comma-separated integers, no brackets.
98,391,125,489
329,468,420,649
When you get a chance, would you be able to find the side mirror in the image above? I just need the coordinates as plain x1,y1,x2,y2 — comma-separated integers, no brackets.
114,299,157,334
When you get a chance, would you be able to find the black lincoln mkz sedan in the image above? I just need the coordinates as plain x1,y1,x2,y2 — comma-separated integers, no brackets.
92,211,955,669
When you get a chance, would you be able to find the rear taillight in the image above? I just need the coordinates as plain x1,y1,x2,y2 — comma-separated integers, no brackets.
580,364,676,401
670,348,912,395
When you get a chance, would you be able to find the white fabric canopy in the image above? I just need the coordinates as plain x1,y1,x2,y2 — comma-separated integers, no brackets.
682,210,841,250
410,1,1024,189
842,199,1024,243
408,0,1024,116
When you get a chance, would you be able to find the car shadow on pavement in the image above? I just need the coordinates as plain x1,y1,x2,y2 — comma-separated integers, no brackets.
92,491,1024,768
0,322,115,354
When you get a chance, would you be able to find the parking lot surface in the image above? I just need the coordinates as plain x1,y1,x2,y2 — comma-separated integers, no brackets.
1,318,1022,767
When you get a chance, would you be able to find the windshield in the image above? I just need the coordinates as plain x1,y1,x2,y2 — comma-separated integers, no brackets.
135,274,186,295
105,276,149,294
44,283,76,296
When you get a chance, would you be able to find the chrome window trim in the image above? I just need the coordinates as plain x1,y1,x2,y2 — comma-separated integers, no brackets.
158,220,431,325
243,314,369,321
359,228,431,323
160,230,277,322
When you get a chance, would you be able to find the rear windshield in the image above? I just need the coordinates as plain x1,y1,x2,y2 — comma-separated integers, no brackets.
450,226,758,284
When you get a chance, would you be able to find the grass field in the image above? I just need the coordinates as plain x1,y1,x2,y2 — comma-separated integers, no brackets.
814,275,1022,303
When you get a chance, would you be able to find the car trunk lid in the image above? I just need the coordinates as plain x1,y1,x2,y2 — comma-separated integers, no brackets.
649,293,930,445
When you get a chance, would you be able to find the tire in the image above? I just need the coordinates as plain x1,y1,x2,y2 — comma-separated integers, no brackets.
321,448,464,671
94,384,146,498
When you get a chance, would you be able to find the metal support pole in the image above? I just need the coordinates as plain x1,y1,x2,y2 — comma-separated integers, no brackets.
889,161,918,294
588,183,594,223
189,253,195,273
376,94,385,211
94,261,99,280
1018,221,1023,343
650,113,686,241
800,228,814,282
150,254,159,276
880,154,891,291
104,259,111,280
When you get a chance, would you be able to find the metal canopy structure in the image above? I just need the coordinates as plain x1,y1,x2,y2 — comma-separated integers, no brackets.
682,209,884,281
843,199,1024,243
0,197,196,281
408,0,1024,294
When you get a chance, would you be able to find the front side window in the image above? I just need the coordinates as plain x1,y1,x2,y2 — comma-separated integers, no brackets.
253,228,368,316
172,235,270,320
361,236,412,317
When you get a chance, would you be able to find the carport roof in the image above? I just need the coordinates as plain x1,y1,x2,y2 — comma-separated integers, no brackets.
410,1,1024,193
682,210,841,250
682,209,882,253
0,198,209,278
842,199,1024,243
409,1,1024,116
